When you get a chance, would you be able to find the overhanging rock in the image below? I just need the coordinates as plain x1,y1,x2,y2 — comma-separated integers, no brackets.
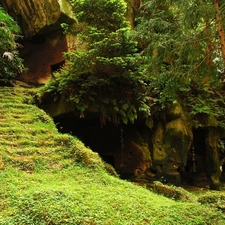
1,0,76,38
1,0,77,83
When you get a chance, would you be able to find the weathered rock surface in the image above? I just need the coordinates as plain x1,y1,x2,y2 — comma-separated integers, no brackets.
117,126,152,179
1,0,77,83
151,103,193,185
42,96,225,188
1,0,75,38
18,31,67,83
205,128,223,190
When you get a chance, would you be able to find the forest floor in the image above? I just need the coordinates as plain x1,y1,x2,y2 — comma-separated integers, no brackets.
0,87,225,224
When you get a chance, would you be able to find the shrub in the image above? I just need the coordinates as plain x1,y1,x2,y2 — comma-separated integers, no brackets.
0,6,25,80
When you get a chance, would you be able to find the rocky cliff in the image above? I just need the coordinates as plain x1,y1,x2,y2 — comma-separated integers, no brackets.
1,0,75,37
1,0,76,83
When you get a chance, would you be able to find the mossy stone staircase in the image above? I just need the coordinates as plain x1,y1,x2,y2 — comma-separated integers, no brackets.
0,87,104,172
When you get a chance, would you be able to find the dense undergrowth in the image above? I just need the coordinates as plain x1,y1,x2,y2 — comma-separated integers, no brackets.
0,87,225,224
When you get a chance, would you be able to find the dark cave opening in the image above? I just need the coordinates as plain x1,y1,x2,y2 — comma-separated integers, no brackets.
51,60,65,73
54,113,216,186
54,113,121,168
183,128,208,186
30,34,46,44
102,154,115,168
185,128,206,171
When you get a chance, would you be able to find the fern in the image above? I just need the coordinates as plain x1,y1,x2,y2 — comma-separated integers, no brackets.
0,6,25,79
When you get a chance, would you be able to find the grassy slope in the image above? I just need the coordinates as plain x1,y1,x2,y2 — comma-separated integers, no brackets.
0,87,224,225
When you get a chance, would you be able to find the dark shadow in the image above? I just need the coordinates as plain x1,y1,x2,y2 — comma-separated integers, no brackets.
54,113,120,169
182,128,208,186
30,34,46,44
51,60,65,73
102,155,115,167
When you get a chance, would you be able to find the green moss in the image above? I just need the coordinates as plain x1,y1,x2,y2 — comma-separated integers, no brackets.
0,87,104,171
58,0,76,21
153,181,197,202
0,87,225,224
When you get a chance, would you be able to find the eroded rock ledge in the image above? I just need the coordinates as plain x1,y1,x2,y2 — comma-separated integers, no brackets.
1,0,75,37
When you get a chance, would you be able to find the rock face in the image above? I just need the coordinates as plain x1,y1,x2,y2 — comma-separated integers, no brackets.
151,104,193,185
1,0,75,38
152,123,191,185
205,128,224,190
116,126,152,179
43,96,225,188
1,0,76,83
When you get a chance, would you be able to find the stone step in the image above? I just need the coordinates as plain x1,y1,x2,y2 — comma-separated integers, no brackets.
0,102,34,107
0,127,55,135
0,139,57,147
3,145,66,154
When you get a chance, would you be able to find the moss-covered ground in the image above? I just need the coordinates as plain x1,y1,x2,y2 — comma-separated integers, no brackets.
0,87,225,224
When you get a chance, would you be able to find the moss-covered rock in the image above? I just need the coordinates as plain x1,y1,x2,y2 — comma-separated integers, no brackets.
151,103,192,185
118,126,152,179
205,128,222,190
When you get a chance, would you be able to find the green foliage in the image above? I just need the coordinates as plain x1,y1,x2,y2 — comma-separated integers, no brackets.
135,0,220,76
179,83,225,127
0,7,25,79
45,0,225,128
153,181,197,202
1,167,225,224
70,0,128,31
198,192,225,212
46,0,151,125
132,0,225,127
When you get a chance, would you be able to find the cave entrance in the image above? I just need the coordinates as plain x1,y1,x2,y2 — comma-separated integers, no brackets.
51,60,65,73
102,154,115,167
30,34,46,44
184,128,208,186
54,113,121,169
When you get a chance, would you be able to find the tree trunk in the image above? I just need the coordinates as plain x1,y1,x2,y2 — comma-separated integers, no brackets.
213,0,225,65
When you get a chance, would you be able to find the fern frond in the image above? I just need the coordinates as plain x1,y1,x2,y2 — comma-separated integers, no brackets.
3,51,14,61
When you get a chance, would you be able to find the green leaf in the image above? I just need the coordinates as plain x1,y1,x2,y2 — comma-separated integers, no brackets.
113,106,119,112
122,103,129,111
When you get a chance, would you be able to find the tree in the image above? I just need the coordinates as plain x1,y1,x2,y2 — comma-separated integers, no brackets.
213,0,225,65
0,6,25,80
132,0,225,126
46,0,152,125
